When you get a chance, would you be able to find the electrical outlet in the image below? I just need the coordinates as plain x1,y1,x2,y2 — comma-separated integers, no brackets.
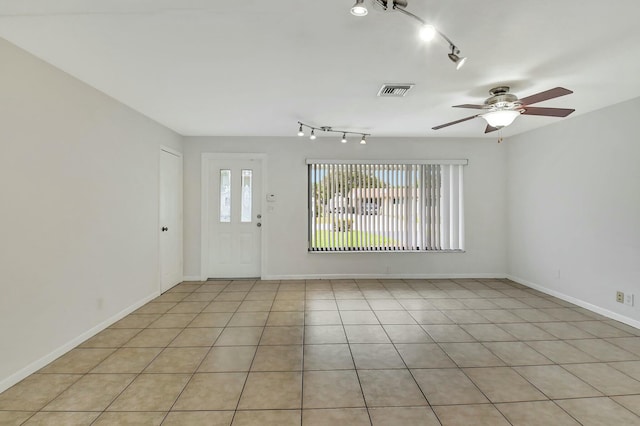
625,293,634,307
616,291,624,303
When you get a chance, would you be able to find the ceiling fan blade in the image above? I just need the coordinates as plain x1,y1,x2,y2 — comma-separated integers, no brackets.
484,124,499,133
432,115,479,130
521,107,575,117
519,87,573,106
453,104,486,109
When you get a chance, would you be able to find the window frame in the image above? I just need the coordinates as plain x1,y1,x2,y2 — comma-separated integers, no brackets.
307,159,467,253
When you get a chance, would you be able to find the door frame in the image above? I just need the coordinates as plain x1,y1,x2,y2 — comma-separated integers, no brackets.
200,153,267,281
159,145,183,293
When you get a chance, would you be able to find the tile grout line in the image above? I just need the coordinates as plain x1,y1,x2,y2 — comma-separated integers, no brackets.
227,280,280,424
156,280,237,424
335,282,374,426
15,281,200,425
97,280,220,425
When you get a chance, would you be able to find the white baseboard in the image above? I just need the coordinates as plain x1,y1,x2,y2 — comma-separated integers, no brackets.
507,274,640,330
263,273,507,281
0,291,160,394
182,275,202,282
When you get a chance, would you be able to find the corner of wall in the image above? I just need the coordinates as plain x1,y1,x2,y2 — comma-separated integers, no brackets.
0,292,159,394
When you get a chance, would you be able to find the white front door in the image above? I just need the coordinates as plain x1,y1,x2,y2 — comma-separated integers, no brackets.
160,148,183,292
207,157,262,278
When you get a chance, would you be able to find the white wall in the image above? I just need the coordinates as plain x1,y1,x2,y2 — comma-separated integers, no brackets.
507,97,640,326
183,136,507,279
0,38,183,391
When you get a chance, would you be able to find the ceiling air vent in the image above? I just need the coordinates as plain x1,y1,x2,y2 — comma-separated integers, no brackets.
377,83,414,97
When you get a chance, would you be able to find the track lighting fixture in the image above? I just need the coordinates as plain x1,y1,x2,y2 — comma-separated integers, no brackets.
360,135,367,145
349,0,466,69
297,122,370,144
350,0,368,16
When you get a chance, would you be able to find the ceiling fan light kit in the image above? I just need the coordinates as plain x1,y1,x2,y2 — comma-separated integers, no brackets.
482,110,521,128
349,0,466,70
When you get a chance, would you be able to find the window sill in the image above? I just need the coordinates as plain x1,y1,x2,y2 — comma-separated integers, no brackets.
308,249,465,254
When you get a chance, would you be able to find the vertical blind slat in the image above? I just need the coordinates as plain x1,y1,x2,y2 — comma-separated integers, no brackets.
450,165,459,250
416,166,420,250
396,165,401,250
430,165,436,250
309,165,313,251
331,163,336,251
410,165,415,250
371,163,376,250
420,165,425,250
366,163,372,251
441,165,450,250
340,164,345,251
356,163,361,250
385,166,390,251
435,164,441,250
458,165,464,251
316,164,320,251
427,165,432,250
376,163,381,251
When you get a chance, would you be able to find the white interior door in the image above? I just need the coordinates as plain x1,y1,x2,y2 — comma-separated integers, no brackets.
160,148,183,292
207,157,262,278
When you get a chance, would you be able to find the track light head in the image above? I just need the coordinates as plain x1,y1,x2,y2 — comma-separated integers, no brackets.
351,0,368,16
297,122,369,145
448,46,467,70
419,24,436,42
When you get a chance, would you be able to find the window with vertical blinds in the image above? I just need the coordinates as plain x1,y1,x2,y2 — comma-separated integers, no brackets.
307,160,466,252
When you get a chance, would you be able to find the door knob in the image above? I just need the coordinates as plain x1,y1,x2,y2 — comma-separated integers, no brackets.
257,214,262,219
161,227,168,232
257,223,262,227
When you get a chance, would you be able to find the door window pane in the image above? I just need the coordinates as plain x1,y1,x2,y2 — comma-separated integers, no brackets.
220,169,231,222
241,169,253,223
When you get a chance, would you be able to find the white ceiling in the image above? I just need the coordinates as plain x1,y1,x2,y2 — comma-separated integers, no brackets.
1,0,640,138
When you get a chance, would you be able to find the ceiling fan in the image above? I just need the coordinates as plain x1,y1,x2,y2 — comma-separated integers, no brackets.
432,86,575,133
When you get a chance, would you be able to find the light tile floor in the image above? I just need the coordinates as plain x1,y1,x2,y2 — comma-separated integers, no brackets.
1,279,640,425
